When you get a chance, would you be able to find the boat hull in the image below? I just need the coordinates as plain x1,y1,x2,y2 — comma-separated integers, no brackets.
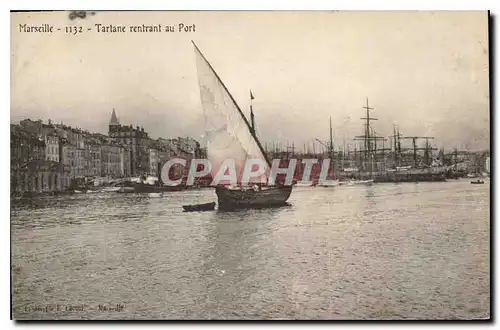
183,202,216,212
349,179,374,186
116,187,135,193
215,185,293,211
101,187,121,192
133,183,185,193
471,180,485,184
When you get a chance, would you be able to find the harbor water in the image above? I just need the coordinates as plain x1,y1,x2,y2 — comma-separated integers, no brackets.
11,179,490,320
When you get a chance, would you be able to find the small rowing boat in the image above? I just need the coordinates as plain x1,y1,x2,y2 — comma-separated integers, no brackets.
182,202,216,212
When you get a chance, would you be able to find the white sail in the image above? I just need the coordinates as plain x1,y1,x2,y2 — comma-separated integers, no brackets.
193,43,269,184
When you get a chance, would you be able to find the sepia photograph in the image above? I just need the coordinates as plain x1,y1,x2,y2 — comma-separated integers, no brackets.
10,10,490,320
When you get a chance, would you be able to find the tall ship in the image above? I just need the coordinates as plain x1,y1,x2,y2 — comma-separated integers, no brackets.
192,42,293,210
345,98,447,183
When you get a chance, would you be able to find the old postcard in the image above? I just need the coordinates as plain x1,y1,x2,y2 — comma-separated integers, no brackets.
10,10,490,320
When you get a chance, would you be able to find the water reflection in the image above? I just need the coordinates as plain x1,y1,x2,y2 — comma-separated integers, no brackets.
202,206,286,319
365,186,376,198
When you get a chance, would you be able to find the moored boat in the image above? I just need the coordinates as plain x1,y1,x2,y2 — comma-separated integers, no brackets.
471,180,485,184
101,186,121,193
319,180,340,187
133,182,185,193
346,179,373,186
116,186,135,193
352,179,374,186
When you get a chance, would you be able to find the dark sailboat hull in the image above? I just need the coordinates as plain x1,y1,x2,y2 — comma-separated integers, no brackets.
215,185,293,211
133,183,185,193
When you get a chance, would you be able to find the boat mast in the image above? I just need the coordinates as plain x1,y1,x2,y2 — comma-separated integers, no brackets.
354,98,377,177
342,137,346,171
250,90,255,134
397,127,401,167
329,116,334,178
361,98,376,177
393,125,398,166
192,41,271,167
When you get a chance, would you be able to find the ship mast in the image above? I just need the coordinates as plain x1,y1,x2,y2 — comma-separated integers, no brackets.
354,98,377,178
250,90,255,134
362,98,376,178
329,116,334,177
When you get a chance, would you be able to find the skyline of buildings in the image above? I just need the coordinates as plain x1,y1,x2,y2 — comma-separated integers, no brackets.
10,106,490,195
10,109,204,195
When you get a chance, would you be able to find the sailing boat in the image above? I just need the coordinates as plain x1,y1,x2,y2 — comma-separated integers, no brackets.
193,41,293,211
319,116,340,187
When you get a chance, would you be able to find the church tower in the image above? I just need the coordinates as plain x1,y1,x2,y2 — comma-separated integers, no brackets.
109,108,120,136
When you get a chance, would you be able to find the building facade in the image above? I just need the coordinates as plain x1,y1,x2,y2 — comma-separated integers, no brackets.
108,109,151,176
101,143,123,177
12,116,202,191
11,124,70,195
45,133,60,162
86,143,102,177
148,147,158,176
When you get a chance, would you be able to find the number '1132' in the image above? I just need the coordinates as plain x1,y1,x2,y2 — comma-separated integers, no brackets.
65,26,84,35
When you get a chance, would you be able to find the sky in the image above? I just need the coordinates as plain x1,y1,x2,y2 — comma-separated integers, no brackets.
11,11,490,151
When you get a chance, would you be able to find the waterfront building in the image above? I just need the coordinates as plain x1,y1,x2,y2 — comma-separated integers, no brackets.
61,143,77,180
108,108,150,176
53,123,87,179
86,142,102,177
101,143,123,178
11,124,70,194
11,125,44,194
148,147,158,176
31,161,68,193
74,145,86,178
59,138,75,187
14,116,203,184
121,145,132,177
45,133,60,162
177,136,198,155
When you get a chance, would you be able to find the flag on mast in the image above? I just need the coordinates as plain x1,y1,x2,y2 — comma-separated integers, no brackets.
250,90,255,100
